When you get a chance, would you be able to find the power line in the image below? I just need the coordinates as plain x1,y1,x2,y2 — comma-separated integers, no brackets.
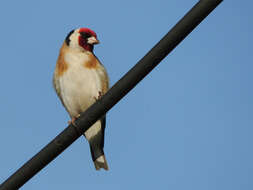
0,0,223,189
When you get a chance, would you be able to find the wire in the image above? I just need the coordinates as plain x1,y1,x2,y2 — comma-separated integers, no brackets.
0,0,223,189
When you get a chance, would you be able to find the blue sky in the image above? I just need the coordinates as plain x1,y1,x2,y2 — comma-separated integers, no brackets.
0,0,252,189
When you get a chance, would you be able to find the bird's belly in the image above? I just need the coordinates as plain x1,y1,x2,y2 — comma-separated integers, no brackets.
59,66,102,118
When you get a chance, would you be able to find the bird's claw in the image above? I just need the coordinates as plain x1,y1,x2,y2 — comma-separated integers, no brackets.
94,91,103,101
68,114,81,126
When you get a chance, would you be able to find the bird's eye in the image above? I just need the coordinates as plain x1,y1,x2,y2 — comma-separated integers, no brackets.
80,32,91,39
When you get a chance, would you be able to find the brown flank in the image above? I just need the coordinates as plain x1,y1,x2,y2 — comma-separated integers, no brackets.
56,43,69,77
84,54,99,69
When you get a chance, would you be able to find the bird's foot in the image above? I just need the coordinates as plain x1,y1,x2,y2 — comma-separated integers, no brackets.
68,114,81,126
94,91,103,101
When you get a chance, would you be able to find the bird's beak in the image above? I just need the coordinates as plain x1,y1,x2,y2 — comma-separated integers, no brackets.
87,36,100,45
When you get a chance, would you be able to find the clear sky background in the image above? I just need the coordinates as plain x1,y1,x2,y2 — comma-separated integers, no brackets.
0,0,252,189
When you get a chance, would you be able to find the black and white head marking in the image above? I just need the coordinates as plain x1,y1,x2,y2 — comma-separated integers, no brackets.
65,30,74,46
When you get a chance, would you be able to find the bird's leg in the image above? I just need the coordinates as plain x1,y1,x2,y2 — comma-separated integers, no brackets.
68,114,81,126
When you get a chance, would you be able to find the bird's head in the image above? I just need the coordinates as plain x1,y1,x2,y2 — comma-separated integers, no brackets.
65,28,99,52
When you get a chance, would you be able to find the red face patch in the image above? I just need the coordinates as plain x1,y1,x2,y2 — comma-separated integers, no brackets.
79,28,97,38
78,28,97,52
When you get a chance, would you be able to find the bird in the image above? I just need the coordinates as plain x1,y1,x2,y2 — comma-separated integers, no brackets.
53,28,109,170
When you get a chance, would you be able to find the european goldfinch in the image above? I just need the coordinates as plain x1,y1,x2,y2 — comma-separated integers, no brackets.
53,28,109,170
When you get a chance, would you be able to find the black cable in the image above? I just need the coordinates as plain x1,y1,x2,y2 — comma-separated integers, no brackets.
0,0,223,189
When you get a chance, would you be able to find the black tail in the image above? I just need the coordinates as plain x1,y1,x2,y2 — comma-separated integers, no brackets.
84,117,109,170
